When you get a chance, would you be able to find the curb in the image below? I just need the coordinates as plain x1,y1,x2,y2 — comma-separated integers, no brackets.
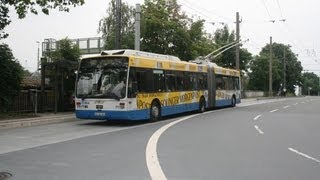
0,115,75,130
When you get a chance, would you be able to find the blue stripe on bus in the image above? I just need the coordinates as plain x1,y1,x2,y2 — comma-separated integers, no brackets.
75,109,149,121
75,102,201,121
215,99,232,107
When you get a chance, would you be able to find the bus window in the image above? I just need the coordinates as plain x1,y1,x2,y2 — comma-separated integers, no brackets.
128,67,153,94
165,71,176,92
216,75,225,90
176,71,184,91
192,73,198,90
198,73,207,90
153,69,165,92
234,77,240,90
183,72,192,91
222,76,228,90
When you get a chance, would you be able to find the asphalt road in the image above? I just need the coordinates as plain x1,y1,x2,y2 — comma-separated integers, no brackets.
0,97,319,180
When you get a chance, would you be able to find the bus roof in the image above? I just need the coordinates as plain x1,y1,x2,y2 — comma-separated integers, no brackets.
100,49,181,62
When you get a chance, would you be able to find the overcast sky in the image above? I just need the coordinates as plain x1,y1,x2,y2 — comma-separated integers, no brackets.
2,0,320,75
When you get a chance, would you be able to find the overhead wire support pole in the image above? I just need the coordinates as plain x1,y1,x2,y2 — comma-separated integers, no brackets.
115,0,121,49
269,36,273,97
236,12,240,70
134,4,141,50
283,45,286,96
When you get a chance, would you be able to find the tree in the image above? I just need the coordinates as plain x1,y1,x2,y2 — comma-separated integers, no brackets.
213,25,252,71
0,0,84,39
45,38,80,111
247,54,282,92
188,19,215,59
141,0,193,60
98,0,135,49
248,43,303,94
0,43,24,112
301,72,319,95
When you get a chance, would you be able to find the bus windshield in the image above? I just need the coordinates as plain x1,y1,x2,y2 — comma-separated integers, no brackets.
76,57,128,99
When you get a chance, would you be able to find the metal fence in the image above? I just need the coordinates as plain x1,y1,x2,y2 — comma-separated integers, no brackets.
8,90,74,113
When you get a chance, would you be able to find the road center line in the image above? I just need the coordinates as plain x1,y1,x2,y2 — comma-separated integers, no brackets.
253,115,262,121
288,148,320,164
146,114,198,180
270,109,279,113
254,125,264,134
283,105,290,109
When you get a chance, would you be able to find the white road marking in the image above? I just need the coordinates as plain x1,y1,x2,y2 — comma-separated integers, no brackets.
254,125,264,135
270,109,279,113
253,115,262,121
301,101,306,104
288,148,320,164
146,114,198,180
293,103,298,106
283,105,290,109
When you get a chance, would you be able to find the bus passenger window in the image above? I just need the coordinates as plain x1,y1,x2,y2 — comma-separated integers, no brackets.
216,76,224,90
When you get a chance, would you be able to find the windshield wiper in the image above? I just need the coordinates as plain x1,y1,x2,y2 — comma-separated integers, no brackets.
80,94,90,100
96,92,121,101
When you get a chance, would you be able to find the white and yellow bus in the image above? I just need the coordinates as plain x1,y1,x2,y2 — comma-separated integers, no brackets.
75,49,240,121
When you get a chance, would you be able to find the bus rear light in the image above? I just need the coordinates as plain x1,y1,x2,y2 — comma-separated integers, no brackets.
119,102,125,109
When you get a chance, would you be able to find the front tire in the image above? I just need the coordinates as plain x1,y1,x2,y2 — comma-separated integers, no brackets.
150,101,161,122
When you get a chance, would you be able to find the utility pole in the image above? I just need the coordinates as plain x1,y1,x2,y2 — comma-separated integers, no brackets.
235,12,240,70
318,75,320,96
134,4,141,51
283,46,286,96
35,41,40,115
269,36,273,97
115,0,121,49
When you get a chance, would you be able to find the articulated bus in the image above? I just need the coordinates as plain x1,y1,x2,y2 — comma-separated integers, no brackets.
75,49,240,121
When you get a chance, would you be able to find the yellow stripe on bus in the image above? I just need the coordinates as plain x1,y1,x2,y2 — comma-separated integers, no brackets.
129,57,207,73
136,91,205,110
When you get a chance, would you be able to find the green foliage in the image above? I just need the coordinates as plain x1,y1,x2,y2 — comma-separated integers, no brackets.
188,20,215,59
47,38,80,87
0,4,10,39
50,38,80,63
99,0,249,65
98,0,135,49
141,0,193,60
301,72,319,95
0,0,84,39
248,43,302,93
0,43,24,112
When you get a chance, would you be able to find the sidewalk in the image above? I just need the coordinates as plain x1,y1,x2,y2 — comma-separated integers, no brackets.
0,112,76,130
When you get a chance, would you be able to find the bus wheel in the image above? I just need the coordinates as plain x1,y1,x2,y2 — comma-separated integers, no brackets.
199,98,206,113
150,101,161,122
231,96,236,107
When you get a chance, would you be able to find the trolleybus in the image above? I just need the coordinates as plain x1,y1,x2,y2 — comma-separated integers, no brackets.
75,49,240,121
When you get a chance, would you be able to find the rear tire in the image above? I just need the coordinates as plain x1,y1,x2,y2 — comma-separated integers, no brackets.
150,101,161,122
199,98,206,113
231,96,236,107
